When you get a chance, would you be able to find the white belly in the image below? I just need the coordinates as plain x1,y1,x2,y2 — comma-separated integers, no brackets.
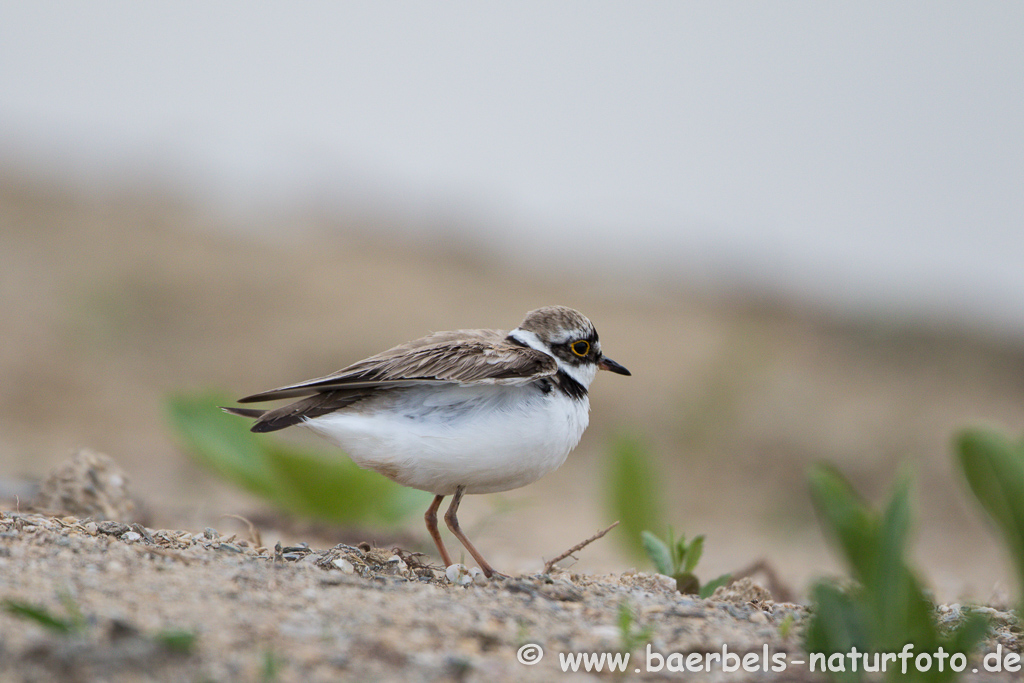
303,383,589,495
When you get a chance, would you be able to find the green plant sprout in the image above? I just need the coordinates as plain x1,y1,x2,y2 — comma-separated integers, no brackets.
4,596,197,655
153,629,198,654
262,650,281,683
166,392,428,524
641,528,731,598
804,464,988,682
778,613,796,641
605,432,731,596
617,601,654,655
2,597,84,635
956,426,1024,612
605,433,664,559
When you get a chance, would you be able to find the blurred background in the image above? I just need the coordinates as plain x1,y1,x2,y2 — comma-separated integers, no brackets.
1,3,1023,600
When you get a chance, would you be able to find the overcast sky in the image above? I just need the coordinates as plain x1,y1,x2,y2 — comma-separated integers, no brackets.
2,3,1022,332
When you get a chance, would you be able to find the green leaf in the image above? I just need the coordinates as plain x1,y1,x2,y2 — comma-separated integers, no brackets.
698,573,731,599
682,534,705,574
808,463,877,583
871,472,924,650
804,581,869,667
616,601,653,653
605,433,664,558
956,427,1024,595
154,629,197,653
641,530,674,576
806,461,990,682
945,611,990,662
2,600,79,634
166,393,279,500
668,528,683,570
262,650,282,683
166,392,428,524
260,442,422,523
57,591,87,632
617,600,634,635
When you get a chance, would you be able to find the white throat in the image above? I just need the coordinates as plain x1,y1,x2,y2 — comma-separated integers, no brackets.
510,328,598,389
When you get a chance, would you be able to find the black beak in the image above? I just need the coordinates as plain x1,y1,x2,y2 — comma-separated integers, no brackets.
598,356,631,376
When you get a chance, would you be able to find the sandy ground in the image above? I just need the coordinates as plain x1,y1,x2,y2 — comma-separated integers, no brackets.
3,507,1021,683
0,509,800,683
3,170,1024,609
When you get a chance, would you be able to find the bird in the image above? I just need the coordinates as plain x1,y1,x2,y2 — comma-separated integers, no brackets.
223,305,630,577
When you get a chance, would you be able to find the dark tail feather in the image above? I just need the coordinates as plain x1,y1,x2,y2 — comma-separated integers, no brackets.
220,405,305,433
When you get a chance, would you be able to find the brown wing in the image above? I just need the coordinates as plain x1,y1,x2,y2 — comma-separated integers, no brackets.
236,329,557,404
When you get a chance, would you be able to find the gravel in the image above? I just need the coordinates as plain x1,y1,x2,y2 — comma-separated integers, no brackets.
0,509,1018,681
0,510,819,682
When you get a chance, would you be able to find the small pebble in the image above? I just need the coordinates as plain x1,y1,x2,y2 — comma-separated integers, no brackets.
121,531,142,543
445,564,473,586
97,521,129,536
130,523,154,543
470,567,488,586
319,573,348,586
749,610,768,624
385,555,408,574
590,625,621,643
83,522,98,536
651,573,678,592
332,558,355,574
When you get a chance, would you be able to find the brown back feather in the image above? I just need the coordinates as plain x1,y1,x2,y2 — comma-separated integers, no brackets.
236,329,556,404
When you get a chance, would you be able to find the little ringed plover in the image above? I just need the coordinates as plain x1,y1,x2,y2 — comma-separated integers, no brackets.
224,305,630,577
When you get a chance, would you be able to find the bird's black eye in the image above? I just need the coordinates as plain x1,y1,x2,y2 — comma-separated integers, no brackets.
571,340,590,357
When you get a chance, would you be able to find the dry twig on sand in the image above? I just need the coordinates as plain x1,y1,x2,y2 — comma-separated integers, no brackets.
221,514,262,549
543,521,619,574
729,558,796,603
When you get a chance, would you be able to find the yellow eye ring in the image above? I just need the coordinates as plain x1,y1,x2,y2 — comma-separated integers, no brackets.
571,340,590,357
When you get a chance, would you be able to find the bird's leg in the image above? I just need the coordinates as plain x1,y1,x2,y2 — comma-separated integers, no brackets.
444,485,502,578
425,494,453,568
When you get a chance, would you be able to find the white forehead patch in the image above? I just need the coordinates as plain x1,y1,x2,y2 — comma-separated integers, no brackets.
547,328,587,345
